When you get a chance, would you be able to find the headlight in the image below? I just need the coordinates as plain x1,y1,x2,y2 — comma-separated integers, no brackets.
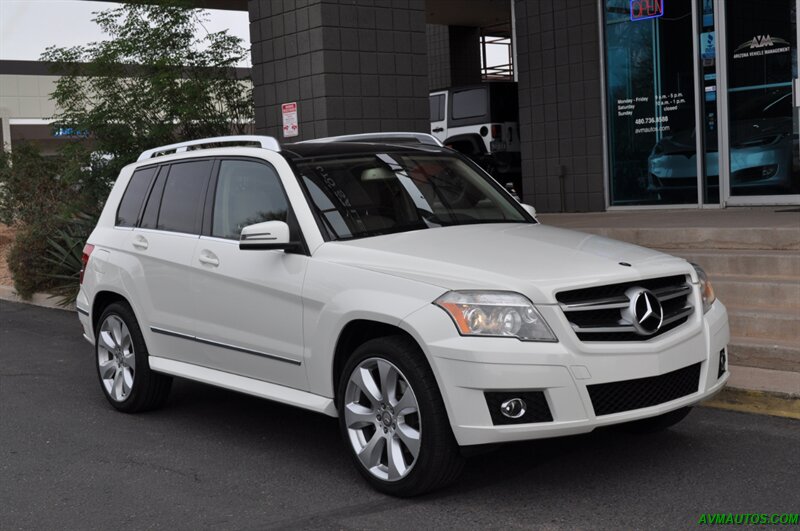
434,291,557,342
692,263,716,313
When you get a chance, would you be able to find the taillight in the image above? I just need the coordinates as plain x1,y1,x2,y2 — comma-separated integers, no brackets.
491,124,502,140
80,244,95,284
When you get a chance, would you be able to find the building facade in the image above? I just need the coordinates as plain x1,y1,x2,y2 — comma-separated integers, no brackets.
6,1,797,210
0,62,65,155
246,0,800,211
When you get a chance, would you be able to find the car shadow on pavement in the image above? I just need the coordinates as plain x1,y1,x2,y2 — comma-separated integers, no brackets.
157,376,703,502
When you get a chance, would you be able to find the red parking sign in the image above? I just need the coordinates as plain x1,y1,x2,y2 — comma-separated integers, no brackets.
282,102,298,138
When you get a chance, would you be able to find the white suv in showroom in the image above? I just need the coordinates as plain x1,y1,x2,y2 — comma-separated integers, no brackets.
78,134,729,496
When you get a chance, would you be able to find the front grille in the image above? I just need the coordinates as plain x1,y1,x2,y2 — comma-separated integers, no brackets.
484,391,553,425
557,275,694,342
588,362,701,416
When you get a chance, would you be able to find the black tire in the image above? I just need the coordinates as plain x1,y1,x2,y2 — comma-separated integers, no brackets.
95,302,172,413
614,407,692,434
337,335,464,497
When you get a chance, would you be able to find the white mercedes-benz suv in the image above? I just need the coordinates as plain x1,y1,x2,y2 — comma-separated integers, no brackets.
77,134,729,496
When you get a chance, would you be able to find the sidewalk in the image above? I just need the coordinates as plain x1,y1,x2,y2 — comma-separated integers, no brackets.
0,285,74,311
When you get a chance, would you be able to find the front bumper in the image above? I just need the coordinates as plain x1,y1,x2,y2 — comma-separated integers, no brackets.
403,298,730,447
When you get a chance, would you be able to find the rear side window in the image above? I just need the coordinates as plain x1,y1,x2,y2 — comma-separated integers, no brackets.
212,160,288,240
451,88,487,120
430,94,445,121
139,168,167,230
116,167,157,227
156,160,213,234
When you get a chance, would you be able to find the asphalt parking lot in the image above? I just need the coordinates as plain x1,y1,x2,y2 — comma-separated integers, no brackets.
1,300,798,530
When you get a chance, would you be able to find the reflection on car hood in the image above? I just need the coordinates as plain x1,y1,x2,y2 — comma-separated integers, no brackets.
656,129,696,154
655,117,792,156
314,223,691,303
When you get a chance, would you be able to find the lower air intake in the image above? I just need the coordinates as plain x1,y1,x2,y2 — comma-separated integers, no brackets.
588,362,701,416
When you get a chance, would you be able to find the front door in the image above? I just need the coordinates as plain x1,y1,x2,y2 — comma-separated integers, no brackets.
721,0,800,204
191,158,308,390
603,0,701,206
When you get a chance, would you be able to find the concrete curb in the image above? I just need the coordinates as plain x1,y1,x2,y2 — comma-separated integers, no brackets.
701,388,800,420
0,285,75,311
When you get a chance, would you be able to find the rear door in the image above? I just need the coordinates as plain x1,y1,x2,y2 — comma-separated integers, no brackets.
430,91,448,142
128,159,213,362
190,157,308,389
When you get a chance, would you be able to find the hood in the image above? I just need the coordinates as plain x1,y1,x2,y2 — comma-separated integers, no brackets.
313,223,692,303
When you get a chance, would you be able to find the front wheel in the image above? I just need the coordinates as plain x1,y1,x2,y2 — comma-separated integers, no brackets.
337,336,464,496
95,302,172,413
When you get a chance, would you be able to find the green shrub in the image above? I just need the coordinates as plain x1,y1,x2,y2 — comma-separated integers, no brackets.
0,143,101,300
7,224,59,299
43,213,98,306
0,144,73,226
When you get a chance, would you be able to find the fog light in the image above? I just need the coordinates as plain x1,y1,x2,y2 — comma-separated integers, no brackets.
500,398,527,419
718,348,727,378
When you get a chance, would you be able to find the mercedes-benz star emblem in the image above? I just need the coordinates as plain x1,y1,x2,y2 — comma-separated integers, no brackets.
622,287,664,335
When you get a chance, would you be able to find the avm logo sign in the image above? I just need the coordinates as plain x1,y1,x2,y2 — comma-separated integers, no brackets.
630,0,664,21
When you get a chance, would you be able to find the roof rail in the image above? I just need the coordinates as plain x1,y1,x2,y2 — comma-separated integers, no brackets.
300,132,444,147
137,135,281,162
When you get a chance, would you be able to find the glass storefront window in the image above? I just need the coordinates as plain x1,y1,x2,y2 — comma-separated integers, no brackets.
724,0,800,197
604,0,699,205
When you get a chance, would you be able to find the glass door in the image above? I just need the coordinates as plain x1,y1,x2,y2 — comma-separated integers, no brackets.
603,0,700,206
720,0,800,204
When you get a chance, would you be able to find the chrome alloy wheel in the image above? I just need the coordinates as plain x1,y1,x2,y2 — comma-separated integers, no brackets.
344,358,421,482
97,315,135,402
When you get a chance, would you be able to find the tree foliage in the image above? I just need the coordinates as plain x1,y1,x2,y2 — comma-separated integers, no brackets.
41,1,253,180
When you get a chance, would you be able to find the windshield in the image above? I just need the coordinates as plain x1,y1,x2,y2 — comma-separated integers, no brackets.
295,152,532,240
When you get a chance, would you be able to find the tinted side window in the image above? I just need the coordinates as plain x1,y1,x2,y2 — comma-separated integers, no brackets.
451,88,487,120
116,167,156,227
212,160,288,240
430,94,445,121
139,167,167,229
157,160,213,234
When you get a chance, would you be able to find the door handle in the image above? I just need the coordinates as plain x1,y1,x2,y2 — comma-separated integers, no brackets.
432,127,444,133
198,251,219,267
132,235,149,250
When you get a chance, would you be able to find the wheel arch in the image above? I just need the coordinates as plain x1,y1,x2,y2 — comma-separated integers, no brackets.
91,290,131,336
331,319,433,406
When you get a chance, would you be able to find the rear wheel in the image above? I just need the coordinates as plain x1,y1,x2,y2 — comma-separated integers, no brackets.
95,302,172,413
337,335,464,496
615,407,693,434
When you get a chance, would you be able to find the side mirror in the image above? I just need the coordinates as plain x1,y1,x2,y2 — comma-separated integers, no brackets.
239,220,299,251
521,203,538,220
